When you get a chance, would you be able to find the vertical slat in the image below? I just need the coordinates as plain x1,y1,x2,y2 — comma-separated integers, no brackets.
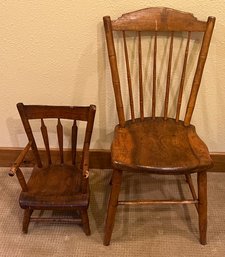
72,120,77,165
41,119,52,165
103,16,125,127
164,32,174,120
176,31,191,122
122,31,135,122
138,31,144,120
184,17,215,126
152,31,157,119
57,118,64,164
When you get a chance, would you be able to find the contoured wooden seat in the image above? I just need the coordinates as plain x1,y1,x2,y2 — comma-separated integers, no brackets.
9,103,96,235
103,7,215,245
112,117,212,173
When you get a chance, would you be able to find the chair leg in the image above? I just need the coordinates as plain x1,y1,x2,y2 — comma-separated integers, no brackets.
80,209,91,236
197,171,207,245
22,209,32,234
104,169,122,246
185,174,198,211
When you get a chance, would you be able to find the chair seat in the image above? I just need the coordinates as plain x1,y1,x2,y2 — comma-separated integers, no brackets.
111,118,213,174
20,164,89,209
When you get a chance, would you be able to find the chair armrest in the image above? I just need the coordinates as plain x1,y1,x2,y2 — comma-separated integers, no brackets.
9,141,32,177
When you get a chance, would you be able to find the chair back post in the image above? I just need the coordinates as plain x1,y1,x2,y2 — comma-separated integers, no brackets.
184,16,215,126
17,103,43,168
80,105,96,193
103,16,126,127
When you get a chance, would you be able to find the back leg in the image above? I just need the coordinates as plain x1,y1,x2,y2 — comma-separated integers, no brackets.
22,209,33,234
198,171,207,245
104,169,122,246
80,209,91,236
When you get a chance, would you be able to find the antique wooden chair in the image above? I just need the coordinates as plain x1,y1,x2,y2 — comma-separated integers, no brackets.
103,7,215,245
9,103,96,235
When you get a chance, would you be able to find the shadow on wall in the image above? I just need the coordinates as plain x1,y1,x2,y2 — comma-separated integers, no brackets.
6,117,24,147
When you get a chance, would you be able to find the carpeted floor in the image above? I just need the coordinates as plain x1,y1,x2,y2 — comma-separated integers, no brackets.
1,168,225,257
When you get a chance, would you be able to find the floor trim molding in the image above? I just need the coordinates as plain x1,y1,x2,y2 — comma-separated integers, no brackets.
0,148,224,172
0,148,111,169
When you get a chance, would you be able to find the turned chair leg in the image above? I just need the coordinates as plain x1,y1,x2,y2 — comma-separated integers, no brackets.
22,209,33,234
104,169,122,246
198,171,207,245
80,209,91,236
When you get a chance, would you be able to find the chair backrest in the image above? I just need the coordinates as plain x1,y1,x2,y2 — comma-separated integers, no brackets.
17,103,96,172
103,7,215,127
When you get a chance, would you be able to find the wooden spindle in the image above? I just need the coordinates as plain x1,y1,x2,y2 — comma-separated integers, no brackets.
152,31,157,119
57,118,64,164
164,32,174,120
123,31,135,122
176,31,191,122
72,120,77,165
41,119,51,165
138,31,144,120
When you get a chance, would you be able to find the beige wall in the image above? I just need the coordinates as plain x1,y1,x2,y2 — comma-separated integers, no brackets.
0,0,224,151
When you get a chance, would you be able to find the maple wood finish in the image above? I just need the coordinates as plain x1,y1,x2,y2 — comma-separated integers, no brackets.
9,103,96,235
103,7,215,245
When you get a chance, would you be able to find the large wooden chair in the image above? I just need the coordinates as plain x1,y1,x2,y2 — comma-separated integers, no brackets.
103,7,215,245
9,103,96,235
